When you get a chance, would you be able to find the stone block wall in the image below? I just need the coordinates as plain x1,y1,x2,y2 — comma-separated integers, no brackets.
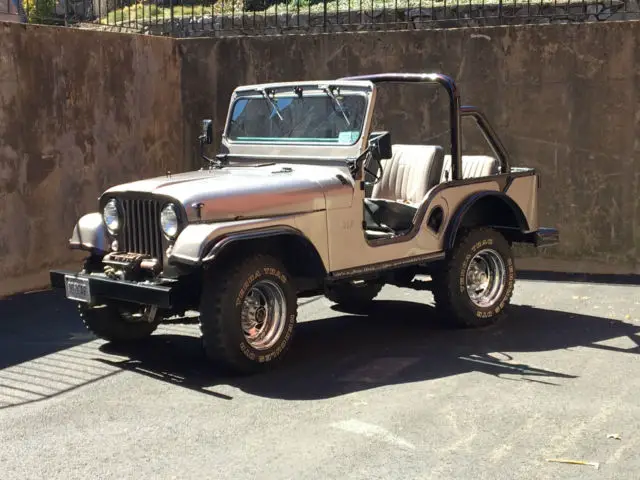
0,19,639,297
179,21,640,274
0,22,184,296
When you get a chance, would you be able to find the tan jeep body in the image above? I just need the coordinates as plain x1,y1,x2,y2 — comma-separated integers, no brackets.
50,73,558,374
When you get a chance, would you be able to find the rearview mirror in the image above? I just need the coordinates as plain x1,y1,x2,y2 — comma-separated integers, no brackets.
200,119,213,144
368,131,392,160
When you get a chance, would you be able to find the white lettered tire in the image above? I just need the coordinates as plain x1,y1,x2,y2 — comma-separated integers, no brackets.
432,228,515,328
199,253,297,374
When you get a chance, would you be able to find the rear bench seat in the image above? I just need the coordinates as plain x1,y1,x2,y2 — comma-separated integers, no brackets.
440,154,501,182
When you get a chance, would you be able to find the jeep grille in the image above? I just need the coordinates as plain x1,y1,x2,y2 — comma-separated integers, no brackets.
120,198,164,262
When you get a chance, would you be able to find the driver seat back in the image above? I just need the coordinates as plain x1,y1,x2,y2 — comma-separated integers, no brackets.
371,144,445,205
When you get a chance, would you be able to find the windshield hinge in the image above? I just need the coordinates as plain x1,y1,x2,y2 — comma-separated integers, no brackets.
346,157,358,175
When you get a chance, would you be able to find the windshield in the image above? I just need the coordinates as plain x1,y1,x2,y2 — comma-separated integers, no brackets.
226,91,368,145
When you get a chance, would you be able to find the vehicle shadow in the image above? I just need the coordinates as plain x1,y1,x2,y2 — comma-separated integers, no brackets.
517,269,640,286
0,290,125,410
0,290,91,370
96,301,640,401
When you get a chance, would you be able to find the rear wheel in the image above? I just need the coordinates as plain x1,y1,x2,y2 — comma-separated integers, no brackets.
78,302,161,342
199,253,297,374
432,227,515,328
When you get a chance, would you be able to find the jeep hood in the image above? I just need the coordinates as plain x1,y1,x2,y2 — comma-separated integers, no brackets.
103,162,354,222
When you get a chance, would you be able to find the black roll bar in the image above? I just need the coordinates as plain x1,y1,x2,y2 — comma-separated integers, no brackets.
460,106,510,174
338,73,511,179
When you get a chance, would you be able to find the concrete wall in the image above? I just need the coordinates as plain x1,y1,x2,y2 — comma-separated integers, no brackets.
179,21,640,275
0,20,638,298
0,22,185,296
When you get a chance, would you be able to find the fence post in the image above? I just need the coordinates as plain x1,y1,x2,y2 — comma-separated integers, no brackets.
323,0,327,31
170,0,174,35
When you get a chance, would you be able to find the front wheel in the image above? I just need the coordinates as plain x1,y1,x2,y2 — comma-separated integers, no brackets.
78,302,161,342
432,227,515,328
199,253,298,375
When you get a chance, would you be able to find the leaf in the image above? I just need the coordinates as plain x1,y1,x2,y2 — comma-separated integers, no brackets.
546,458,599,469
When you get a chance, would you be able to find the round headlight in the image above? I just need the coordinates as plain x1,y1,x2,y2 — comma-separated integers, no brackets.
103,199,120,233
160,204,179,238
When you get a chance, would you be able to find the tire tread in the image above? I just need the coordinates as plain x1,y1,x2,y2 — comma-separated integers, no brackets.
199,253,297,374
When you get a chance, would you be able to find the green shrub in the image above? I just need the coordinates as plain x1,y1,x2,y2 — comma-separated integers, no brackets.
24,0,58,24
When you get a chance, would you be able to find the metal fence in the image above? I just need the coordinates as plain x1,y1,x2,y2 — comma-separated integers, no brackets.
2,0,638,36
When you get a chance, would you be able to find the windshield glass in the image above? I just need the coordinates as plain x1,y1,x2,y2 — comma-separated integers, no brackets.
226,91,368,145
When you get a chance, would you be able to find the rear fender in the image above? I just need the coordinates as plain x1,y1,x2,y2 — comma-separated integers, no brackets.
444,191,530,250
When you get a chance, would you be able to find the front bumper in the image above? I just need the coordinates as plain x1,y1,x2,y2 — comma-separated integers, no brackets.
526,227,560,248
50,270,179,309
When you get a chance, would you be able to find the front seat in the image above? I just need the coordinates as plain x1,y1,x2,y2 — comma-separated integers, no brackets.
364,144,445,232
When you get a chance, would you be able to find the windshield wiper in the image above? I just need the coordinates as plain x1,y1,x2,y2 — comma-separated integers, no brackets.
320,85,350,127
259,88,284,121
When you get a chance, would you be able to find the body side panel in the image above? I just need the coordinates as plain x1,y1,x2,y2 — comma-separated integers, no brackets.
325,180,504,272
505,175,539,232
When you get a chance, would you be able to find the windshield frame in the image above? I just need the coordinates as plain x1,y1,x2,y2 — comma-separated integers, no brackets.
225,90,369,147
220,81,376,158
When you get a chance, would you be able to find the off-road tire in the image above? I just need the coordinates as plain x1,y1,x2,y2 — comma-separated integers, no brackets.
325,280,383,309
432,227,515,328
78,303,161,342
199,253,298,375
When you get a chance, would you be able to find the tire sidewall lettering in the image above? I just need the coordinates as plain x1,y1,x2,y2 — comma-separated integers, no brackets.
459,239,495,294
234,267,289,308
235,269,263,308
233,266,295,362
255,315,295,363
459,240,513,320
459,252,472,293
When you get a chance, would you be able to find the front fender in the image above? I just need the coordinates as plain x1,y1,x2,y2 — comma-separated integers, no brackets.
69,212,110,254
168,216,309,267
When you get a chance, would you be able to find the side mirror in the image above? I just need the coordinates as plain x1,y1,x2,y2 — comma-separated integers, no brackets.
200,119,213,145
368,131,392,160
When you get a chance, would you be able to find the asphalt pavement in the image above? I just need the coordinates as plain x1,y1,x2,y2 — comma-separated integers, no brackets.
1,275,639,479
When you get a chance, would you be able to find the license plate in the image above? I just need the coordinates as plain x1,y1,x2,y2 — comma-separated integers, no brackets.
64,275,91,303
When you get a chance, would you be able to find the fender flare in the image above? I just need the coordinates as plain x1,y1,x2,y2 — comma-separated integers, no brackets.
443,191,530,251
200,225,313,264
168,224,326,273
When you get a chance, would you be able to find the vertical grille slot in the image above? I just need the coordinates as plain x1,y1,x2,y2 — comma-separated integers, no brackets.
119,197,164,264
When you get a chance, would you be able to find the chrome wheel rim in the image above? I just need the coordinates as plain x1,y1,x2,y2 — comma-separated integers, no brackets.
240,279,287,350
465,248,506,308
